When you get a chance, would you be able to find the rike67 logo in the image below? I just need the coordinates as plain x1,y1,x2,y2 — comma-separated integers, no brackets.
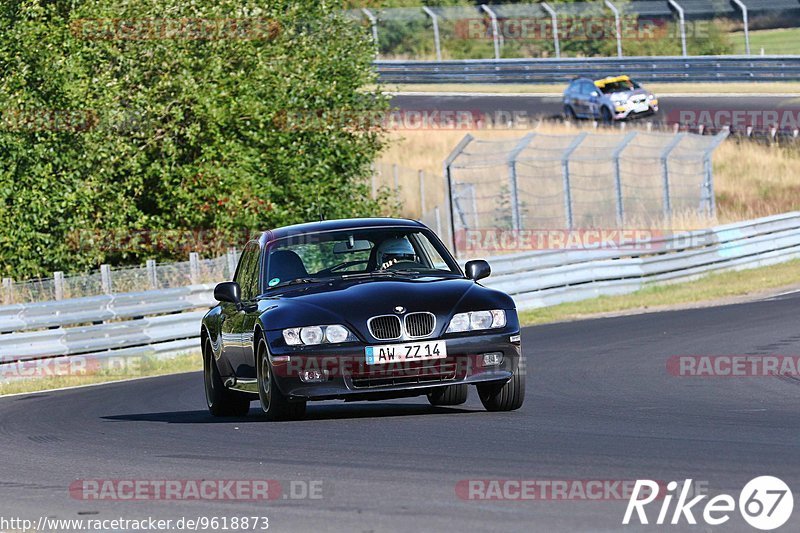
623,477,794,530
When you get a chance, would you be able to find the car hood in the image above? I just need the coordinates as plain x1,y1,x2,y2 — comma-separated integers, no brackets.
605,88,650,101
256,275,515,339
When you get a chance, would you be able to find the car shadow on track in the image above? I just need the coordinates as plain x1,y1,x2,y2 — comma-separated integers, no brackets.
101,403,478,424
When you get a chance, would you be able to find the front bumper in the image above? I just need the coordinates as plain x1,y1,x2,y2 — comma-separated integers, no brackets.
267,331,523,401
614,101,658,120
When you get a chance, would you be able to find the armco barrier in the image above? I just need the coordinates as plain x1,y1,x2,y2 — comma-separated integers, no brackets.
375,56,800,83
1,212,800,367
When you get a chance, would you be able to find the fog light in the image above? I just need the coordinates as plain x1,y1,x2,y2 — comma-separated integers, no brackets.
299,369,329,383
482,352,503,366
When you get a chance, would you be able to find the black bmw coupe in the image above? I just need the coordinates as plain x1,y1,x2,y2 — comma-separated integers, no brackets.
201,218,525,420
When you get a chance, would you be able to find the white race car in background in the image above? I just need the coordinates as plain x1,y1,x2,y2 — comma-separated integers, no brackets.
563,75,659,122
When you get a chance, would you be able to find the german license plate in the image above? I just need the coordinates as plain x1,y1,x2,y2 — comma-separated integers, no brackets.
634,103,648,113
365,340,447,365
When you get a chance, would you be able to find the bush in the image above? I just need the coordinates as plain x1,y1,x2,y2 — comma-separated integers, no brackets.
0,0,389,279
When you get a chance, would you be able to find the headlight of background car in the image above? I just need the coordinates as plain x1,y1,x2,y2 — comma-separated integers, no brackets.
445,310,506,333
283,324,357,346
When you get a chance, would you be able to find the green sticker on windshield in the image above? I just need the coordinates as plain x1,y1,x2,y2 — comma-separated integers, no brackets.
268,278,280,287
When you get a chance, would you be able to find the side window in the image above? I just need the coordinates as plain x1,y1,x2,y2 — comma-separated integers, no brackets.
236,242,261,300
233,247,253,287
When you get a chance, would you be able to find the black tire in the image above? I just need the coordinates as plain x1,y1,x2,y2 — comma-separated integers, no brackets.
477,358,526,412
257,337,306,421
427,384,468,406
563,105,577,121
203,338,251,417
600,106,613,124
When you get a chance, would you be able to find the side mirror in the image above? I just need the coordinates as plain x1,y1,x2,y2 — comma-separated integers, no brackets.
465,260,491,281
590,90,599,97
214,281,241,304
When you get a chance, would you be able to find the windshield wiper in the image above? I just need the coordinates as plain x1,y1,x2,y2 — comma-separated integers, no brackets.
270,277,327,288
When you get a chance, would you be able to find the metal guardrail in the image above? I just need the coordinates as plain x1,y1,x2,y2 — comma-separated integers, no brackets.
375,55,800,83
1,212,800,368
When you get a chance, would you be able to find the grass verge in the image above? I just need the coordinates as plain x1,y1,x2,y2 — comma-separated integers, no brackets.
731,28,800,55
0,351,202,396
519,258,800,326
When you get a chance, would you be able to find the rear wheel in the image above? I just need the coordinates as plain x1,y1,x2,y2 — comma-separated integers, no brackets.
600,106,613,124
257,337,306,421
204,338,251,417
477,358,526,412
427,384,468,406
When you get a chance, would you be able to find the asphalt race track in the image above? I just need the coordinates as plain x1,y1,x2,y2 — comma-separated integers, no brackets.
390,93,800,129
1,293,799,532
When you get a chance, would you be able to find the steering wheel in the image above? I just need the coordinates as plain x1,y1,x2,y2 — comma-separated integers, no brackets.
384,260,426,271
321,259,370,275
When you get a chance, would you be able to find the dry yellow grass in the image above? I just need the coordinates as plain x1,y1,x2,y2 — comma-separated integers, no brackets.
378,122,800,225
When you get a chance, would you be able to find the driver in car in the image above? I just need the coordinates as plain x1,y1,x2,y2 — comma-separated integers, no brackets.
376,237,418,270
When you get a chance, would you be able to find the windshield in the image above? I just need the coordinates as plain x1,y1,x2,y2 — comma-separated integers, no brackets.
263,227,460,288
598,79,639,94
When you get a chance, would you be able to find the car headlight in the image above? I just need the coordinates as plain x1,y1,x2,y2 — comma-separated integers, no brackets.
282,324,356,346
446,310,506,333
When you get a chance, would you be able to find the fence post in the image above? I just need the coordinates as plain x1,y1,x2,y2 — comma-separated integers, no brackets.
100,264,112,295
54,271,64,301
541,2,561,58
362,8,378,47
660,133,686,220
370,163,377,199
561,133,588,229
2,278,13,304
146,259,157,289
611,131,638,226
434,206,442,236
732,0,750,55
668,0,687,57
701,129,729,218
189,252,200,285
418,169,426,215
604,0,623,57
421,6,442,61
480,4,501,60
443,134,475,256
227,248,238,280
506,133,536,231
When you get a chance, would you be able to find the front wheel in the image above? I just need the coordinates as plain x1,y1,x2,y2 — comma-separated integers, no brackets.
204,338,251,417
427,384,468,406
257,337,306,421
477,358,526,412
600,106,613,124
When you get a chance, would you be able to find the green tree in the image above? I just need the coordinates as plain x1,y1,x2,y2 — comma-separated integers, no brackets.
0,0,390,278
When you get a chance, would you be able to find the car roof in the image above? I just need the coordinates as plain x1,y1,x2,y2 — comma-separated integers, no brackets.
594,75,631,87
258,217,426,245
